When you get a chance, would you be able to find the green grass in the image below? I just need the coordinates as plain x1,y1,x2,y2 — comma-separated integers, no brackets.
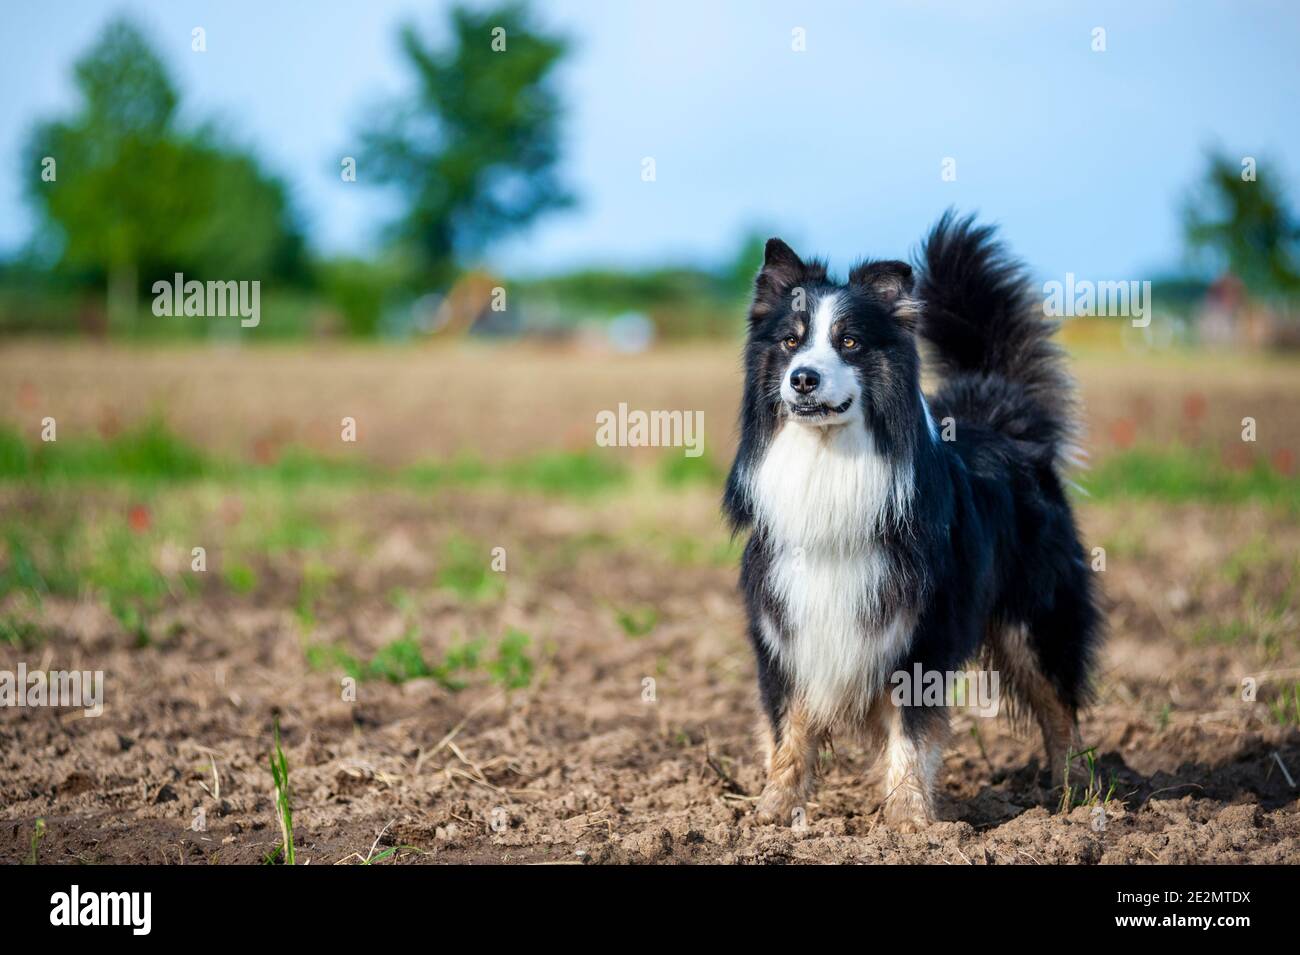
359,845,421,865
658,452,724,488
437,536,506,602
293,560,335,634
1269,683,1300,727
1222,535,1277,587
1193,600,1295,659
6,422,1298,507
0,418,208,482
614,605,658,638
367,632,435,683
267,719,295,865
1059,746,1118,812
1156,702,1173,731
430,631,534,690
656,533,744,568
487,629,534,689
23,818,46,865
305,629,534,691
0,512,177,645
499,450,624,495
402,454,492,488
1,528,54,603
85,525,172,646
221,560,258,594
1083,446,1300,509
303,642,364,679
259,447,374,485
430,638,485,690
1,614,42,649
249,507,330,553
0,421,627,497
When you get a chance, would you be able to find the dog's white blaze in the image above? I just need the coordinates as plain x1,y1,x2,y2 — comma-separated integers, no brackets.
779,292,858,410
751,418,915,724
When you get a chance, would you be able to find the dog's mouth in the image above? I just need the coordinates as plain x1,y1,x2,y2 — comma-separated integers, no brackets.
789,397,853,419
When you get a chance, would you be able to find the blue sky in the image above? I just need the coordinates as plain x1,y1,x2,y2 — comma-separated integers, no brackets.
2,0,1297,282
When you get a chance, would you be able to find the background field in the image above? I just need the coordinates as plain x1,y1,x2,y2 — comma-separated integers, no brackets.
2,341,1298,864
3,0,1299,866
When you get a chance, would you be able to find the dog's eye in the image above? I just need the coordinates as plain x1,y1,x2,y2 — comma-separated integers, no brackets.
840,336,857,349
783,336,799,349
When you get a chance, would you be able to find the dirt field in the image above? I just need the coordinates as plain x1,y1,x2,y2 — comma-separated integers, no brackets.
2,342,1298,864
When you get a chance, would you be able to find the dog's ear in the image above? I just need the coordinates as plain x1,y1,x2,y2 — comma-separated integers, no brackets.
759,238,805,291
849,260,920,328
752,238,823,319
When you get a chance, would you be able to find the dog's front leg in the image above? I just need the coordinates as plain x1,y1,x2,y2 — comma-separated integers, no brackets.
881,705,947,832
755,698,822,825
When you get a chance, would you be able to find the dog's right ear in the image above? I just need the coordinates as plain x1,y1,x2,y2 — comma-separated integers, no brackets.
752,238,814,319
759,238,805,290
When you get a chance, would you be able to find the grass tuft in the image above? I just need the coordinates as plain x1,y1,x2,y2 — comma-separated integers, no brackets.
1269,683,1300,727
267,718,295,865
658,452,724,488
437,536,505,603
614,605,658,638
305,629,534,691
24,818,46,865
1059,746,1118,812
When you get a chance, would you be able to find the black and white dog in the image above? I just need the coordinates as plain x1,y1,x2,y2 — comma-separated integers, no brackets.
723,212,1101,830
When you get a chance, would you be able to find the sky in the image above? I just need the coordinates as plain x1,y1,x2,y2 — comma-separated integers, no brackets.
2,0,1298,283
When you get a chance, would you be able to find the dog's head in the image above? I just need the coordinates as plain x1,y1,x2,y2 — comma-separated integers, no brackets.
746,238,921,430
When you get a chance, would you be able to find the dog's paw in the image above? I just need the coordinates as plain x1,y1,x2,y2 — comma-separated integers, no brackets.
881,796,933,833
754,785,805,826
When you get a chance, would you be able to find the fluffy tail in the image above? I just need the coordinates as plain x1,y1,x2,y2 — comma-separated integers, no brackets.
915,210,1081,470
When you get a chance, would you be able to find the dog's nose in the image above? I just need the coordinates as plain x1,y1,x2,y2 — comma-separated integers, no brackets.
790,367,820,395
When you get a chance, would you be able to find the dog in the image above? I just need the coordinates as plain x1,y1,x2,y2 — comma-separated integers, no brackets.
723,212,1101,830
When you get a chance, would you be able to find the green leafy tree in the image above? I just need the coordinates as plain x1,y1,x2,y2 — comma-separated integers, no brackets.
359,2,572,289
1183,151,1300,296
24,17,304,326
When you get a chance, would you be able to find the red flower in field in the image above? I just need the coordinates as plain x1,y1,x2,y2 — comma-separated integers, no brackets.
1110,417,1137,449
253,436,278,465
98,407,121,439
1182,392,1207,422
128,504,152,533
17,380,39,410
1273,448,1295,476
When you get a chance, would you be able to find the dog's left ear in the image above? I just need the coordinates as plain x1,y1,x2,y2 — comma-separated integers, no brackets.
849,260,920,328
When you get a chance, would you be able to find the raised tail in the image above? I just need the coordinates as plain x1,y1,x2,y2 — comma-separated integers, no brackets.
915,210,1081,471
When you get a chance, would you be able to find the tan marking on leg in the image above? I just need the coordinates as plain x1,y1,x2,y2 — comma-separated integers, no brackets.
857,691,893,764
993,625,1084,788
881,705,947,832
755,699,822,825
755,714,775,775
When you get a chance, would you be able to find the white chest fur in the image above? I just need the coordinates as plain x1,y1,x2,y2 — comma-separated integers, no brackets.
749,420,915,724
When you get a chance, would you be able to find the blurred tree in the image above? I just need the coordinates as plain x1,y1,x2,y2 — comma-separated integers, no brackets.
718,231,770,301
23,17,304,327
1183,151,1300,296
359,2,573,290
